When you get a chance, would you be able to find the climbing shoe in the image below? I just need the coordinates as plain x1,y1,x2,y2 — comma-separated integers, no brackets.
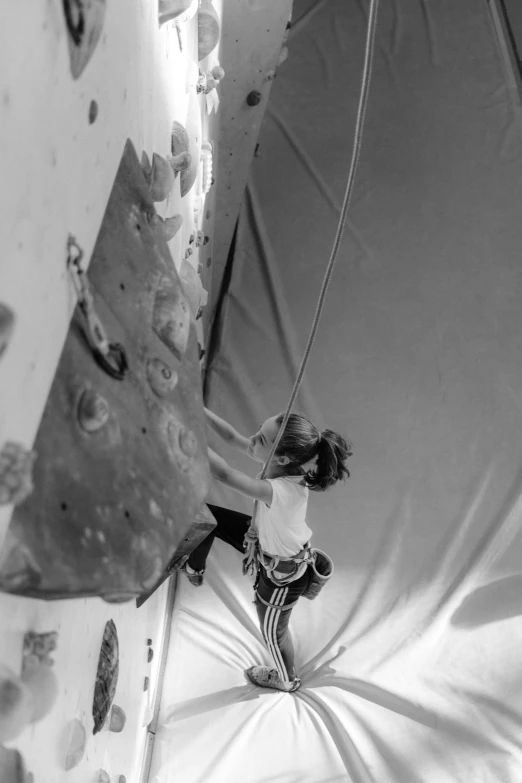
245,666,301,692
180,562,205,586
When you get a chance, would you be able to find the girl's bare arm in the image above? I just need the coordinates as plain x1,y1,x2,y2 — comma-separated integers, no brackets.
207,448,272,505
204,407,250,453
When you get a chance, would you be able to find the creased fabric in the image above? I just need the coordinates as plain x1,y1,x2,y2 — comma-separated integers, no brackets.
151,1,522,781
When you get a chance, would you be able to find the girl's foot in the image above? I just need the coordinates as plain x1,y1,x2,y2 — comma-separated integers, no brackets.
244,666,300,693
180,562,205,586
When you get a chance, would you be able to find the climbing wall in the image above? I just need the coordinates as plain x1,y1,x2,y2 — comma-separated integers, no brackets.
0,141,212,601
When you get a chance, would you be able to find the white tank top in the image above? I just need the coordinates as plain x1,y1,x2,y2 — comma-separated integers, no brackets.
256,477,313,557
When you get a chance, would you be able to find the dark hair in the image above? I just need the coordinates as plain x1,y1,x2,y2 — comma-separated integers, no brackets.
274,412,352,491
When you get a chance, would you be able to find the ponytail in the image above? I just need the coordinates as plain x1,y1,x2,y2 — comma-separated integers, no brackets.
274,413,352,492
305,429,352,491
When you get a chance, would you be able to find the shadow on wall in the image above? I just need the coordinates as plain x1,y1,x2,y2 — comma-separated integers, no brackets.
451,574,522,628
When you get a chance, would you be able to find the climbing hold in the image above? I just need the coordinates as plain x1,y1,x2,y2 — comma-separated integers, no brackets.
198,0,220,61
88,100,98,124
166,418,197,473
0,533,41,592
147,357,178,398
92,619,119,734
246,90,262,106
179,259,208,318
143,676,149,692
150,153,175,202
64,718,86,770
171,121,190,157
163,215,183,241
146,638,152,646
147,647,154,663
118,776,127,783
0,745,29,783
62,0,107,80
168,150,192,177
0,303,15,360
0,665,34,743
171,117,199,198
136,538,164,591
141,151,152,185
77,389,110,433
0,442,36,507
109,704,127,733
158,0,192,24
21,659,59,723
23,630,58,667
179,427,198,457
98,770,110,783
152,280,191,359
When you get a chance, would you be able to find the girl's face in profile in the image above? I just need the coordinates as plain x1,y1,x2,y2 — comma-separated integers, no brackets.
247,416,281,463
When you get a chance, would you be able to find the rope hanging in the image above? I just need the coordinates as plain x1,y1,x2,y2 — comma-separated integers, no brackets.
243,0,380,575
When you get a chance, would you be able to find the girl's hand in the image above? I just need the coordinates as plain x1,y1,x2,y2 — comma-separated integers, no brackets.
207,448,273,505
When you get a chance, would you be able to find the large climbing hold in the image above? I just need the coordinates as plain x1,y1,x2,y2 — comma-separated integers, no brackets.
62,0,107,80
0,665,34,743
198,0,220,62
92,620,119,734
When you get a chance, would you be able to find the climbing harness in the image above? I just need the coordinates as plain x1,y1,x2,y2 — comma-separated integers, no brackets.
67,235,129,381
242,0,380,578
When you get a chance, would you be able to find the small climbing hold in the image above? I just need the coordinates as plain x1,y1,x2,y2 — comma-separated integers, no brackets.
23,631,58,666
118,776,127,783
146,638,152,646
0,442,36,507
0,303,15,360
246,90,262,106
77,389,110,433
141,151,152,185
152,281,191,359
143,676,149,692
150,153,175,202
98,770,110,783
147,357,178,398
64,718,87,770
179,427,198,458
109,704,126,733
88,100,98,124
147,647,154,663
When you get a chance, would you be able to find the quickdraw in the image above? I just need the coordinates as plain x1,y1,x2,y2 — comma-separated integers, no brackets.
67,235,129,381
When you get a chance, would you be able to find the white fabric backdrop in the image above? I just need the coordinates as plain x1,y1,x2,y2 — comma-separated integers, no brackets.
150,1,522,780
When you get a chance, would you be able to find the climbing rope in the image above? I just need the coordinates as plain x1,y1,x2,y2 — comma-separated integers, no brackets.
243,0,380,575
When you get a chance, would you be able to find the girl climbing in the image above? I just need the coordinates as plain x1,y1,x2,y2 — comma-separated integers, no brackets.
181,407,352,693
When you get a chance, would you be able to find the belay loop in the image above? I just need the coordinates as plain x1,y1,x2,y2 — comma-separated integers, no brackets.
67,235,129,381
241,0,379,582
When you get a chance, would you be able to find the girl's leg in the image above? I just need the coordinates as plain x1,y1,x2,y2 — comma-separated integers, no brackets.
187,504,251,571
254,568,309,684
